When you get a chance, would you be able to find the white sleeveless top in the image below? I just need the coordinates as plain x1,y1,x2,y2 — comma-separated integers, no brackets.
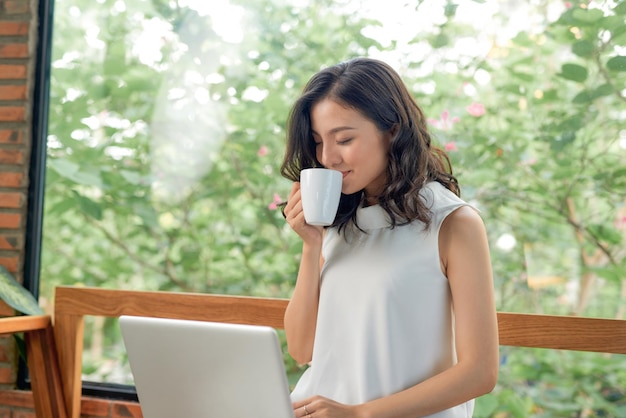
290,182,474,417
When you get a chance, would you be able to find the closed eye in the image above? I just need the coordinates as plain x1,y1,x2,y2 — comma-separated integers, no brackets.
337,138,353,145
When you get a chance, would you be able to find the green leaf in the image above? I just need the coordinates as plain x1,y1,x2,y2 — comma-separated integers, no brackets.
0,266,44,315
588,223,622,245
588,266,624,284
509,70,534,82
120,169,142,185
474,393,499,417
572,40,595,58
572,89,593,104
48,158,80,178
615,2,626,15
444,2,458,18
572,8,604,24
559,63,588,82
431,33,449,48
606,55,626,72
72,191,103,220
550,131,576,151
557,115,584,132
590,83,615,99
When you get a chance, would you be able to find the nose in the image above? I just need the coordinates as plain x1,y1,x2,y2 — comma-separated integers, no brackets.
318,142,341,168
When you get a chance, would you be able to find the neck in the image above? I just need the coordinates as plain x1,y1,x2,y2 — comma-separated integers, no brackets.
362,195,378,207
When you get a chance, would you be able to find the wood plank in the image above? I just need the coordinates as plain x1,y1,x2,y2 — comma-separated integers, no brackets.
497,312,626,354
0,315,50,333
53,286,626,417
0,315,68,417
55,286,288,329
53,313,84,418
25,324,68,418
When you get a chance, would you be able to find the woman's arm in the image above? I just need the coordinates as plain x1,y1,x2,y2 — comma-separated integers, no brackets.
294,206,499,418
283,182,325,365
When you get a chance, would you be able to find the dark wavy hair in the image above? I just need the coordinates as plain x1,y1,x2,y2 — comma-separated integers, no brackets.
280,57,459,232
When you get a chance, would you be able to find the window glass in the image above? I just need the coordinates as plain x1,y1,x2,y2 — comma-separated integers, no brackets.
43,0,625,411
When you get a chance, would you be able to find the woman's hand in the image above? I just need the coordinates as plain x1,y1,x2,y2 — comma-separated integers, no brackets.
283,182,324,246
293,396,365,418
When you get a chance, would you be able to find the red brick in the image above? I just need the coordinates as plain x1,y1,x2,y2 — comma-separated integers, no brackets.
0,390,33,408
112,401,143,418
0,213,20,228
0,21,29,36
2,1,30,14
0,106,24,121
0,367,12,384
0,342,11,363
0,64,26,79
0,257,18,273
81,396,111,417
0,236,20,250
0,171,23,187
14,412,36,418
0,407,9,418
0,44,28,58
0,301,14,317
0,192,22,208
0,149,23,164
0,130,22,143
0,85,27,100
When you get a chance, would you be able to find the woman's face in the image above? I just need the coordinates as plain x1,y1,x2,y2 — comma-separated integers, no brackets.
310,98,392,199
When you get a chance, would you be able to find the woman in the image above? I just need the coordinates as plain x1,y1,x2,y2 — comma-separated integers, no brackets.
280,57,499,418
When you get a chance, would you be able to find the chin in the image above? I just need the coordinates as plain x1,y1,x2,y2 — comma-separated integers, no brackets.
341,187,360,196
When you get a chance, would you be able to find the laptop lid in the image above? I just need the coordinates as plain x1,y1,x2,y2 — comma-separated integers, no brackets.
119,315,294,418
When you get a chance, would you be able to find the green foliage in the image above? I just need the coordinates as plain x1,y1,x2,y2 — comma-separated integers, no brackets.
44,0,625,414
476,348,626,417
0,266,43,316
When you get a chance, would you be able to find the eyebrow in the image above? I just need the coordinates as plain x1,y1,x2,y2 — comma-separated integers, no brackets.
311,126,357,136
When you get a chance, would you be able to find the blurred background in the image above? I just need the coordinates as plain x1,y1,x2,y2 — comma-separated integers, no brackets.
40,0,625,416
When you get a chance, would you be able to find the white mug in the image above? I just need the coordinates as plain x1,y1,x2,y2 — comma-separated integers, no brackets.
300,168,342,226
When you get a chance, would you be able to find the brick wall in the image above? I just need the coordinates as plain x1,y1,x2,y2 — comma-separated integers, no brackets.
0,0,30,278
0,1,142,416
0,1,35,408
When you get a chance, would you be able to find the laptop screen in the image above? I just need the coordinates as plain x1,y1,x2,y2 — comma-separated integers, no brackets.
120,316,294,418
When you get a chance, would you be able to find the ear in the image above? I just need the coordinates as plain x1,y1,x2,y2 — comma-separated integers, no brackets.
384,123,399,144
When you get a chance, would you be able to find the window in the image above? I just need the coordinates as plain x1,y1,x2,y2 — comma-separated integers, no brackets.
34,0,626,412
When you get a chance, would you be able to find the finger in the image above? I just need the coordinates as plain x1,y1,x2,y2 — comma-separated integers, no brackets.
290,181,301,195
284,185,301,217
292,396,316,410
285,193,303,222
292,401,313,418
292,404,305,418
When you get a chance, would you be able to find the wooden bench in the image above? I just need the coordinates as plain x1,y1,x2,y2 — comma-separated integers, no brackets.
53,286,626,418
0,315,67,418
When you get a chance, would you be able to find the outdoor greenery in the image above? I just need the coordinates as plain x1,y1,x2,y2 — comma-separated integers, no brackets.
42,0,625,416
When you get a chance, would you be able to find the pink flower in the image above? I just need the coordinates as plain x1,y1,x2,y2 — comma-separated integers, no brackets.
268,193,283,210
466,102,486,117
444,142,458,152
257,145,269,157
428,110,460,130
564,2,572,9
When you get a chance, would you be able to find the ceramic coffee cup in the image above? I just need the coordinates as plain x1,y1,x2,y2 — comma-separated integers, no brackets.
300,168,342,226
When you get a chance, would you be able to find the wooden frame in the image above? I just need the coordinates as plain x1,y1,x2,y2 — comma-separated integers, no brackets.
0,315,67,418
53,286,626,418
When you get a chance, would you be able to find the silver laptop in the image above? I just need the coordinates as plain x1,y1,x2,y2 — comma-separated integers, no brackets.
119,315,294,418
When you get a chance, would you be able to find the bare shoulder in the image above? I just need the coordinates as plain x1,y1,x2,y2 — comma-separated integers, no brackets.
440,205,486,237
439,205,489,271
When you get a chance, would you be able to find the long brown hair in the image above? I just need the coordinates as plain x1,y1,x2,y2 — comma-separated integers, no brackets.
280,58,459,231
